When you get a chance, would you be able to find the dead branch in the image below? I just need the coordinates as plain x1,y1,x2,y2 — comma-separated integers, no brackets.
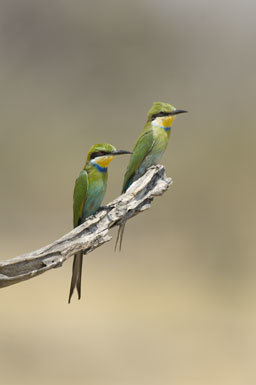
0,165,172,288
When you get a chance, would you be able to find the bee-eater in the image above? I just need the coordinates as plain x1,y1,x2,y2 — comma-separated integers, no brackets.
69,143,131,303
115,101,187,251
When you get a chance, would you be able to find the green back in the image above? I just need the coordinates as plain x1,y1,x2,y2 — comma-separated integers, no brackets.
73,170,88,228
122,125,154,192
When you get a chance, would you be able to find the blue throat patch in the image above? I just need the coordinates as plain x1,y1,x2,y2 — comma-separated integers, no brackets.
94,163,107,173
164,126,171,132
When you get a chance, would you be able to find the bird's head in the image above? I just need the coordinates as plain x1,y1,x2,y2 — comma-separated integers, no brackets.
147,102,187,129
87,143,131,170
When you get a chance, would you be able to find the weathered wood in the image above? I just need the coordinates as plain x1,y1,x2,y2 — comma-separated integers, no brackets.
0,165,172,288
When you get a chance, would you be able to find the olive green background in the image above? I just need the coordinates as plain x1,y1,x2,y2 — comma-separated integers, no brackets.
0,1,255,384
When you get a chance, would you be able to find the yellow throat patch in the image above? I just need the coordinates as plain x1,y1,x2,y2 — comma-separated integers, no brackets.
152,115,175,128
94,155,114,168
160,116,175,127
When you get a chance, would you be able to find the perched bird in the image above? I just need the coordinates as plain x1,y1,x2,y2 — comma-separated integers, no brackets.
115,102,187,251
69,143,131,303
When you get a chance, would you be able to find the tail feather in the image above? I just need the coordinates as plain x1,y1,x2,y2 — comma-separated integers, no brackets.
76,254,83,300
68,251,83,303
115,223,126,252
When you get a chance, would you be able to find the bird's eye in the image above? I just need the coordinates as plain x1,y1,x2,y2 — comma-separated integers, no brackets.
151,111,170,120
90,152,99,159
90,151,107,159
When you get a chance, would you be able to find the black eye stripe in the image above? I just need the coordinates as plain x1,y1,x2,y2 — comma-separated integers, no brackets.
151,112,171,120
90,151,108,159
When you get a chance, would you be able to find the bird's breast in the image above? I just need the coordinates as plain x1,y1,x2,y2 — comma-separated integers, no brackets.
82,174,107,219
153,125,170,153
136,126,169,178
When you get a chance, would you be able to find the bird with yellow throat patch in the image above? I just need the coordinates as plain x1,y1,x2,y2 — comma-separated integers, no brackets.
115,102,187,251
69,143,131,303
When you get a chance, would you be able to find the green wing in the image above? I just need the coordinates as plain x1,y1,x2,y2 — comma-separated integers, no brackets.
73,170,88,228
122,128,154,192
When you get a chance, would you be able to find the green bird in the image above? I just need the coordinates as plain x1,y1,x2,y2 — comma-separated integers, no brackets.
115,102,187,251
69,143,131,303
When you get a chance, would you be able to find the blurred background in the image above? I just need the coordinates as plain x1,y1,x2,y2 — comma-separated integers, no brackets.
0,0,255,384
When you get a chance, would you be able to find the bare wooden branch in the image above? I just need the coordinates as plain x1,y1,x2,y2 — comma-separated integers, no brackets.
0,165,172,288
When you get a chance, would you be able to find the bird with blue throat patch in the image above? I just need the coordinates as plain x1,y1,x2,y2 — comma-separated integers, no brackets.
69,143,131,303
115,101,187,251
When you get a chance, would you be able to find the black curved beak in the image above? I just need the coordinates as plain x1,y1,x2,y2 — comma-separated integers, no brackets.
113,150,132,156
169,109,188,116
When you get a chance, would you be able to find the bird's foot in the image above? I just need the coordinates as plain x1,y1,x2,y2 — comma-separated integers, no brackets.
97,205,109,212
